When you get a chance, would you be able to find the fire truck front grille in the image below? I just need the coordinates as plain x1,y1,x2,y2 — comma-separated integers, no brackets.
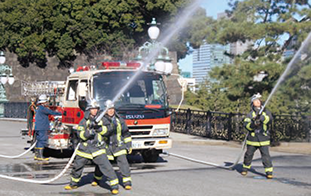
130,131,151,136
128,126,153,137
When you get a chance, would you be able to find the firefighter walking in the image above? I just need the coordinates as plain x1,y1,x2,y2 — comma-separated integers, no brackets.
93,100,133,190
242,93,273,179
34,94,61,161
64,100,119,195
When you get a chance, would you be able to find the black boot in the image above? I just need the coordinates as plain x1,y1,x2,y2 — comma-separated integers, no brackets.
37,148,49,161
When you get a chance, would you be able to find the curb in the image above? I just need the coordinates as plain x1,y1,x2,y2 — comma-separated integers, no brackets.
0,118,27,122
173,139,242,148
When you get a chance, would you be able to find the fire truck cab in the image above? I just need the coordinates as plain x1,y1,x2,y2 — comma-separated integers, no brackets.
62,62,173,162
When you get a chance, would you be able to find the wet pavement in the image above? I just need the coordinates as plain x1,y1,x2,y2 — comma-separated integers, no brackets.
0,120,310,196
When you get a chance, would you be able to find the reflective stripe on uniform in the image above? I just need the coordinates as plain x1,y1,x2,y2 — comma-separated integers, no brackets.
114,149,127,157
92,149,106,157
246,123,253,131
110,178,119,186
265,167,273,173
244,118,253,131
71,177,81,183
124,137,132,143
246,140,270,146
107,155,114,160
244,118,251,122
98,120,108,135
77,126,85,132
100,126,108,135
76,150,93,159
94,175,102,180
86,120,91,127
252,111,256,118
116,119,122,146
98,134,102,142
243,164,251,169
123,177,132,183
80,131,87,141
262,112,269,124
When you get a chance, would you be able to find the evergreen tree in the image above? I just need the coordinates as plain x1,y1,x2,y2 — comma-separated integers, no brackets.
0,0,192,68
186,0,311,114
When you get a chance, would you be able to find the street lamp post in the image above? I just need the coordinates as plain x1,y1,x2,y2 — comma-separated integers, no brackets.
136,18,173,75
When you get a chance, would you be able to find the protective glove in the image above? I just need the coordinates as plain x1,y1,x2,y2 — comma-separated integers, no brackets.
127,148,132,154
84,129,95,139
89,120,100,129
255,129,261,134
252,115,262,127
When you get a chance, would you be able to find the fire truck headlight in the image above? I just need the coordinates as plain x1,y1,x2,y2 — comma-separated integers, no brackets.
153,128,169,136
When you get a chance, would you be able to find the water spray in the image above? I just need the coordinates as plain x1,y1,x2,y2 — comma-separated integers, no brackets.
96,0,202,122
260,32,311,114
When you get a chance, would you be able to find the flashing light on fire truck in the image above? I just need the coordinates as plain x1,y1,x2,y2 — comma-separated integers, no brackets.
69,60,173,75
101,61,173,75
102,61,141,69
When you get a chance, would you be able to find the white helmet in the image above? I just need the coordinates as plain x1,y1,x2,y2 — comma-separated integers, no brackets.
105,100,114,109
251,93,262,104
38,94,48,104
86,99,100,110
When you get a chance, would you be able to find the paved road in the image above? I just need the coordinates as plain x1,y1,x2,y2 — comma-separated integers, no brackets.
0,121,310,196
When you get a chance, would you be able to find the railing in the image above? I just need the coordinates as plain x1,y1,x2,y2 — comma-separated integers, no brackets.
1,103,310,143
171,108,311,144
2,102,29,118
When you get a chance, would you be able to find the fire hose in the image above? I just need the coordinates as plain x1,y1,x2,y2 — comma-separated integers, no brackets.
0,135,248,183
163,133,248,170
0,143,80,183
0,141,37,159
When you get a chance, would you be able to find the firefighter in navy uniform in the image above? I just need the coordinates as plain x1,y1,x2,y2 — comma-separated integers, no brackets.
241,93,274,179
92,100,133,190
34,94,62,161
64,100,119,195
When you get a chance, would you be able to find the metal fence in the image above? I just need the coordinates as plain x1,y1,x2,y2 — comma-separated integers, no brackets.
1,103,310,143
1,102,29,118
171,108,311,144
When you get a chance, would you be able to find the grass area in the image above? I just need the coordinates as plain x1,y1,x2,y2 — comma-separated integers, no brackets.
170,104,202,110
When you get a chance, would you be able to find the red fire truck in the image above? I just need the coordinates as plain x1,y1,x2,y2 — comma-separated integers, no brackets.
22,61,173,162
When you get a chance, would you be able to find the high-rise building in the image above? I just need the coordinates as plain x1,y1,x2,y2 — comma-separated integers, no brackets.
230,40,252,56
192,43,231,84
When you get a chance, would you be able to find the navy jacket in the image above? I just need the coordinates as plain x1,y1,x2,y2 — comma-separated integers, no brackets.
34,105,61,131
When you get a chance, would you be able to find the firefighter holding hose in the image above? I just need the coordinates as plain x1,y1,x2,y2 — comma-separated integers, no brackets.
92,100,133,191
241,93,274,179
64,100,120,194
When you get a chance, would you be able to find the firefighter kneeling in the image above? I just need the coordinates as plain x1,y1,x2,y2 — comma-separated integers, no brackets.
92,100,133,190
65,100,119,195
242,93,273,179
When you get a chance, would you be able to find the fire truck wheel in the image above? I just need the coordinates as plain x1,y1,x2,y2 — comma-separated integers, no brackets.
142,149,160,163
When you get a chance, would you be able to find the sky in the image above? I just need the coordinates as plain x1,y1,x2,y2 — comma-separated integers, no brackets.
178,0,231,74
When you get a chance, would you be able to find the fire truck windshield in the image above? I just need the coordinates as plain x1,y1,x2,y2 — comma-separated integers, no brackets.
93,71,167,109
